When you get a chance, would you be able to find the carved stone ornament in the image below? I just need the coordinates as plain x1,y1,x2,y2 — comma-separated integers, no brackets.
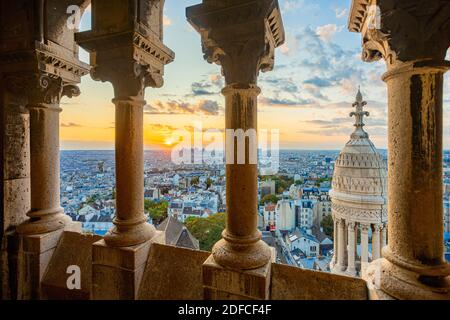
350,0,450,67
4,72,80,104
91,61,162,99
187,0,285,85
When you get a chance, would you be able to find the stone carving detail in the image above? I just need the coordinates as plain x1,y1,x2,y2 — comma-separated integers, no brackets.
188,0,284,85
203,34,275,85
332,202,387,221
91,61,162,98
359,0,450,66
4,72,80,104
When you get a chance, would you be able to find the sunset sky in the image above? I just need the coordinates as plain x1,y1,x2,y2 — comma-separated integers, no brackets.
60,0,450,151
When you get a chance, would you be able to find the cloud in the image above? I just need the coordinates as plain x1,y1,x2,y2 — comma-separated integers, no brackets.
303,83,329,100
315,24,341,42
61,122,83,128
298,116,387,136
303,77,333,88
259,96,313,107
191,82,216,96
145,99,222,116
163,15,172,26
335,8,348,19
282,0,319,13
262,77,298,93
190,74,224,96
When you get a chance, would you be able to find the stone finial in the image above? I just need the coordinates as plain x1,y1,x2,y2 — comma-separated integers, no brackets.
350,87,369,139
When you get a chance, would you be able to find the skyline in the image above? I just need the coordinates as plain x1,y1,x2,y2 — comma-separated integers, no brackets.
60,0,450,151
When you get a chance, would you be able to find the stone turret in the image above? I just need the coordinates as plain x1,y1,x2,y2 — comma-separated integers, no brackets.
330,89,388,277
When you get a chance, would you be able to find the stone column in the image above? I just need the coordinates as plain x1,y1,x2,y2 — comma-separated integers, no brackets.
104,95,155,247
332,218,338,266
349,0,450,299
346,221,356,276
360,224,369,274
187,0,285,299
11,75,83,300
372,224,381,261
16,77,72,235
381,224,387,249
336,219,346,271
76,0,175,299
85,62,166,299
213,84,270,270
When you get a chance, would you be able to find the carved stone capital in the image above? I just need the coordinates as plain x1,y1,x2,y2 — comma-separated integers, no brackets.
360,223,370,233
350,0,450,68
4,72,80,104
91,61,160,99
76,1,174,98
347,221,356,230
187,0,285,85
373,224,382,232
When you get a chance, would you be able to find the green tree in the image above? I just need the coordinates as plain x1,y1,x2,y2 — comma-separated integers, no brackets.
144,199,169,225
259,194,279,206
86,194,100,204
191,176,200,186
185,213,226,251
321,214,334,238
205,178,213,189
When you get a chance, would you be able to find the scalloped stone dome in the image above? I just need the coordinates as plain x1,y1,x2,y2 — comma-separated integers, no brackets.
329,91,388,224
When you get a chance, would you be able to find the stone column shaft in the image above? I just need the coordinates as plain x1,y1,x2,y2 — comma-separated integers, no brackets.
103,97,155,247
346,222,356,275
361,224,369,271
349,0,450,299
212,84,270,270
381,225,387,249
372,224,381,260
333,219,338,265
337,220,345,270
380,61,450,298
17,103,70,234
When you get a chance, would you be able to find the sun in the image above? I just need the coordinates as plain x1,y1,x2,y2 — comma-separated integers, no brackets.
164,138,174,147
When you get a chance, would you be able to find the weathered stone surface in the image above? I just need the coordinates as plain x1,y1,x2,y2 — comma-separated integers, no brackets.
4,178,30,231
3,106,29,181
138,243,210,300
41,231,101,300
203,253,272,300
92,231,164,300
270,262,368,300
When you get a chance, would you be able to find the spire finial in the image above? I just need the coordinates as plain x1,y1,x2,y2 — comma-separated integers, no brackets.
350,87,369,139
356,86,363,102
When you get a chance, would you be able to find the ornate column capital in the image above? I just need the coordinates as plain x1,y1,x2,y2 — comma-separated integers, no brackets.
4,72,81,105
349,0,450,70
373,224,382,232
76,0,175,98
347,221,356,230
187,0,285,85
360,223,370,233
91,61,162,100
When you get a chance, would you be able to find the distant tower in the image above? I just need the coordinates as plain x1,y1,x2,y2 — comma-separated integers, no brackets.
329,89,388,277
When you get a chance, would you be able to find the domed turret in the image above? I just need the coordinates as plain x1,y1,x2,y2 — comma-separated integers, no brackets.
329,89,388,277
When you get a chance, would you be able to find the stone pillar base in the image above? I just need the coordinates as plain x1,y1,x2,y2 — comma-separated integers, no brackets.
202,248,275,300
17,221,81,300
364,258,450,300
346,267,357,277
92,231,164,300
